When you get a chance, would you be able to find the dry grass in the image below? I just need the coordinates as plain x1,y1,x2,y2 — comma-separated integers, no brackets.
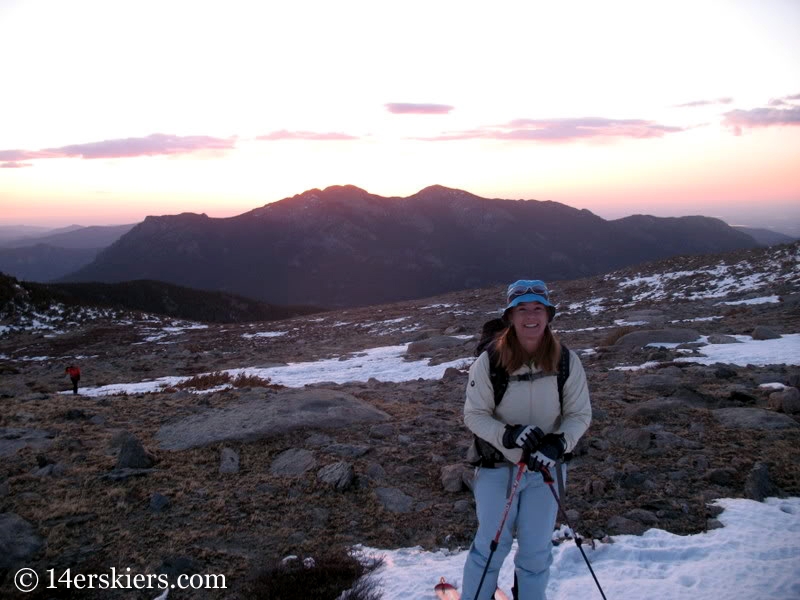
243,549,384,600
169,371,279,391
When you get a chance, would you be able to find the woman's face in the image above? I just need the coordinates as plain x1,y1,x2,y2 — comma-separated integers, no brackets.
509,301,549,351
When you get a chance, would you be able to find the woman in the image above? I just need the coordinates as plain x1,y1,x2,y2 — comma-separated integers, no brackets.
461,280,592,600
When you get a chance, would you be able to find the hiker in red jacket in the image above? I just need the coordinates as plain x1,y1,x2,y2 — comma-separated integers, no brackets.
65,365,81,395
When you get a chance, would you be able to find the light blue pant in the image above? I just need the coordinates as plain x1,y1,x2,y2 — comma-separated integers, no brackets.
461,465,562,600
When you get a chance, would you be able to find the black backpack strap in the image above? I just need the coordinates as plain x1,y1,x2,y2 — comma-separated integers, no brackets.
557,343,570,409
487,345,510,407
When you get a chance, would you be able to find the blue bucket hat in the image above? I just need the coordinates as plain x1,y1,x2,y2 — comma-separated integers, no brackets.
503,279,556,321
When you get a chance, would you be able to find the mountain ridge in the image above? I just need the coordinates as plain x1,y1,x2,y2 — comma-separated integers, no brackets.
62,185,759,308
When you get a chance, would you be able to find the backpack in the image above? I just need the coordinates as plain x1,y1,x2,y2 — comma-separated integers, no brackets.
469,319,571,467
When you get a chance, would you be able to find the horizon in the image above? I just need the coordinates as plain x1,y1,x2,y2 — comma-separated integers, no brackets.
1,1,799,233
1,183,799,238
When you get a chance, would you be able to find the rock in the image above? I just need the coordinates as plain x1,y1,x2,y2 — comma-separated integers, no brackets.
623,309,667,325
707,335,741,344
219,447,240,474
744,463,778,501
614,328,701,348
369,424,396,439
0,427,55,458
324,443,370,458
375,487,415,513
712,407,799,430
714,365,738,379
116,436,155,469
0,512,43,569
752,326,781,340
607,515,646,535
441,464,465,493
768,387,800,414
150,493,171,512
443,325,466,335
270,448,316,476
364,462,387,482
705,468,737,486
156,388,390,451
317,461,354,491
624,399,689,421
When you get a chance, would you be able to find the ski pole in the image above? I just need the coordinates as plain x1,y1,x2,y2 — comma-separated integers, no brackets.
473,462,526,600
540,466,607,600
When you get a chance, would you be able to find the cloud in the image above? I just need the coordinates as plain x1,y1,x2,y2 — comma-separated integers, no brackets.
674,97,733,108
256,130,358,141
0,134,236,165
722,95,800,135
46,133,235,158
417,117,685,142
385,103,454,115
1,161,33,168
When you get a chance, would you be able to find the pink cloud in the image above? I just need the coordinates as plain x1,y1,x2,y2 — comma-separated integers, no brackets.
416,117,685,142
723,102,800,136
1,161,33,168
256,130,358,141
674,97,734,108
0,134,235,165
46,133,235,158
385,103,454,115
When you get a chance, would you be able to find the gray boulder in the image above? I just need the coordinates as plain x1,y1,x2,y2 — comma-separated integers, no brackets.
712,407,799,430
752,326,781,340
270,449,316,476
615,328,701,348
375,487,415,513
116,437,155,469
156,388,390,451
0,513,42,569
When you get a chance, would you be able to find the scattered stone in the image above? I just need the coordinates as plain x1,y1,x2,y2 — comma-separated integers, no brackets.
317,461,354,491
150,493,171,512
270,448,316,476
614,328,701,348
116,436,155,469
156,388,390,451
0,512,43,569
705,468,737,486
744,462,778,501
607,515,645,535
0,427,55,458
712,407,799,430
375,487,415,513
751,326,781,340
219,447,240,474
707,335,741,344
768,387,800,414
441,464,465,493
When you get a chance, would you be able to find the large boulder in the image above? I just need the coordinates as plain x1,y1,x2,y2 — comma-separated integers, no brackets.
614,328,701,348
157,388,390,451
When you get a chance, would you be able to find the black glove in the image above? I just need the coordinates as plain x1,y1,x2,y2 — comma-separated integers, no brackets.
502,425,545,455
527,433,566,471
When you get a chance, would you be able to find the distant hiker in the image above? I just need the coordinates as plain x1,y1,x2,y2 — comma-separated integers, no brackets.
461,280,592,600
65,365,81,395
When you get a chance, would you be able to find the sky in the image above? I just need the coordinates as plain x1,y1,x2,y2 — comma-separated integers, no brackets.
1,0,799,233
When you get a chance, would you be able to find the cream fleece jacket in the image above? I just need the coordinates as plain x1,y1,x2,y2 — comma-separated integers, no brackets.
464,349,592,464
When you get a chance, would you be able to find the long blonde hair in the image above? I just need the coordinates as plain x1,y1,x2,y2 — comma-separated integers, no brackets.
494,324,561,374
